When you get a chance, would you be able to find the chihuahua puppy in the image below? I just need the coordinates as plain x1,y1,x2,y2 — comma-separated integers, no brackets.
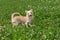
11,9,33,27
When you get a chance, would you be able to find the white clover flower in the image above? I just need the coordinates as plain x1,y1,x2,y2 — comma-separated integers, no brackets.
30,34,33,37
1,37,5,40
54,39,56,40
3,25,6,28
42,34,46,39
18,38,21,40
0,26,3,30
0,27,2,30
39,32,42,34
47,39,49,40
49,32,52,35
6,33,10,36
4,36,6,38
28,39,31,40
5,32,7,33
0,34,1,36
2,29,5,31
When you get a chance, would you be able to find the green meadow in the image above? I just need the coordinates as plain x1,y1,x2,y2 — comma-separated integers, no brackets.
0,0,60,40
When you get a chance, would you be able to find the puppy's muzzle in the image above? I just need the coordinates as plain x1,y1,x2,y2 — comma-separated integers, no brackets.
29,15,32,17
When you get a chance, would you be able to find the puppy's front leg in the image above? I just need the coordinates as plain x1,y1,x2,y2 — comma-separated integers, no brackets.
29,23,35,27
29,23,33,27
25,22,29,28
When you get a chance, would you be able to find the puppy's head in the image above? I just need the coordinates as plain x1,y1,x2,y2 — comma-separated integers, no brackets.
25,9,33,17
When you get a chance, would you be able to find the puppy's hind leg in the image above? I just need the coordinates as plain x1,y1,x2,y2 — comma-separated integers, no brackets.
12,22,18,27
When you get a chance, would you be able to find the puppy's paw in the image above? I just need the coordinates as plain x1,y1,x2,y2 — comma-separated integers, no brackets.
26,25,29,28
29,24,34,27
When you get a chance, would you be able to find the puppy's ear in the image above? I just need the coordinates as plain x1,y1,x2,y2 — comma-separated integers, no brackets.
30,9,33,11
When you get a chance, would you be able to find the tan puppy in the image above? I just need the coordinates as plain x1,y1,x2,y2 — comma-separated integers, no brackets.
11,9,33,27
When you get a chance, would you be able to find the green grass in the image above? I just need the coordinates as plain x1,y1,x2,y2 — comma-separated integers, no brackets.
0,0,60,40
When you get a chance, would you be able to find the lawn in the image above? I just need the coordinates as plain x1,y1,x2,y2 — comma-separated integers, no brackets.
0,0,60,40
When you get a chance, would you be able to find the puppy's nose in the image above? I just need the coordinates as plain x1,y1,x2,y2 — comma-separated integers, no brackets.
29,15,32,16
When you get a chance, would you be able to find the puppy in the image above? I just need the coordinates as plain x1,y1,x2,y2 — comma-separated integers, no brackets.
11,9,33,27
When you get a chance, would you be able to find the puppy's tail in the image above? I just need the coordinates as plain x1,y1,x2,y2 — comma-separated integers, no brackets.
11,12,20,18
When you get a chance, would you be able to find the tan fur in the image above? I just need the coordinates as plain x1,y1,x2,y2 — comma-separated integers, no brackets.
11,9,33,27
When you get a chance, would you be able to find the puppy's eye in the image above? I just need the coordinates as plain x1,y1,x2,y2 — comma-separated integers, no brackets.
28,13,29,14
30,12,32,13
